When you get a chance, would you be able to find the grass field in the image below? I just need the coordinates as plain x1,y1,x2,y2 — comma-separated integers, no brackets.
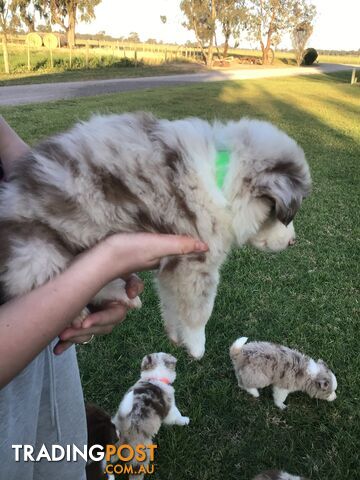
0,45,202,86
2,70,359,480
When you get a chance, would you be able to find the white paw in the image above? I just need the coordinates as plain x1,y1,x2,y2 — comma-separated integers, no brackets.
246,388,260,398
126,295,142,309
276,402,287,410
184,334,206,359
187,343,205,360
180,416,190,425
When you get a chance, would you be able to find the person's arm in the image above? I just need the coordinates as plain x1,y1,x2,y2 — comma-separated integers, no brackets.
0,232,208,389
0,116,29,178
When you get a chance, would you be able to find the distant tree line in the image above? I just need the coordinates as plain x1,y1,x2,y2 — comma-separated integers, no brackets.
1,0,358,75
180,0,317,65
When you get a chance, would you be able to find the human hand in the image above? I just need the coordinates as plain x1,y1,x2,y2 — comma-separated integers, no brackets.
53,274,144,355
53,233,208,355
102,232,209,279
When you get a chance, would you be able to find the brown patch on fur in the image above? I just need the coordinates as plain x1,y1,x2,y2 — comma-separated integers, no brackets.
162,257,180,273
44,191,81,229
187,253,206,263
266,160,309,192
0,219,73,301
7,153,84,243
135,111,158,135
133,382,170,419
91,165,139,205
134,209,176,235
36,140,80,177
141,355,154,371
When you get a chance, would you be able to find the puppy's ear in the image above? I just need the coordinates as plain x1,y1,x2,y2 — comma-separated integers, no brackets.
141,354,154,371
253,159,311,226
164,354,177,370
317,359,329,368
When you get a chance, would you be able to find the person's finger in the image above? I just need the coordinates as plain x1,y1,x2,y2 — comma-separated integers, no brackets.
55,323,115,353
125,274,144,299
71,314,85,329
59,320,116,341
53,340,73,355
140,234,208,260
81,304,127,330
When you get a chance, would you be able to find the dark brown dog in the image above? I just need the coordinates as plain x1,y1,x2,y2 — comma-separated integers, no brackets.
86,403,118,480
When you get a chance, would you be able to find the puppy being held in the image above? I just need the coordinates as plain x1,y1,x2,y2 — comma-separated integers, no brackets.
0,113,311,358
230,337,337,409
112,352,189,480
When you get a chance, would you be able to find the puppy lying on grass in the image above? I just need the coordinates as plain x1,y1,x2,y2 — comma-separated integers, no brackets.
0,112,311,359
112,352,189,479
230,337,337,409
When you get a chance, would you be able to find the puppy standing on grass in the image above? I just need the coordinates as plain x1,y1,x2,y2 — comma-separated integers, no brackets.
230,337,337,409
112,352,189,480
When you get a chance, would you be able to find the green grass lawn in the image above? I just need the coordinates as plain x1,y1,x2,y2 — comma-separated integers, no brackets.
2,70,359,480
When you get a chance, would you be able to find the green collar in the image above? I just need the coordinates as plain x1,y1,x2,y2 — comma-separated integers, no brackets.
215,149,231,189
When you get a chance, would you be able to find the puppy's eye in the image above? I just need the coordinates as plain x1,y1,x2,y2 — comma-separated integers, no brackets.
317,379,329,390
164,360,176,370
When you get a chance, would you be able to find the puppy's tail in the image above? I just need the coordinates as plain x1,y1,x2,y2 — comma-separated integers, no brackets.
112,390,134,435
230,337,248,357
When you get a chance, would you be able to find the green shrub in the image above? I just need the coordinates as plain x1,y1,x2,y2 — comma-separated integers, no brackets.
302,47,318,65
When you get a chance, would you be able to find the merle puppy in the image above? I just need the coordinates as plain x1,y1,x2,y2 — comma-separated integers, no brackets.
0,113,311,358
230,337,337,409
112,352,189,479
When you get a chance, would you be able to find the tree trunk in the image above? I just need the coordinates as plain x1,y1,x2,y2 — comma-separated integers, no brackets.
223,34,230,59
262,46,271,64
206,0,217,67
261,31,273,65
67,4,77,48
2,33,10,74
207,44,214,66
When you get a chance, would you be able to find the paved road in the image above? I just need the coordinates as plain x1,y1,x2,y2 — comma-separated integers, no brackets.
0,63,355,106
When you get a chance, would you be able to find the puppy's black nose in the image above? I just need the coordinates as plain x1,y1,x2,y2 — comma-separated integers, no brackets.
289,238,296,246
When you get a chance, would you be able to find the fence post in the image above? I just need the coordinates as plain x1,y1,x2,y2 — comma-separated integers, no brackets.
69,44,72,69
27,42,31,71
49,47,53,68
85,40,89,68
351,68,357,84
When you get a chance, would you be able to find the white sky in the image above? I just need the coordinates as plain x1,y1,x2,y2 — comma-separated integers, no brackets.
76,0,360,51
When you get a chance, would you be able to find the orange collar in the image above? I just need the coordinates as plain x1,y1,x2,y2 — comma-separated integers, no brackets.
148,377,171,385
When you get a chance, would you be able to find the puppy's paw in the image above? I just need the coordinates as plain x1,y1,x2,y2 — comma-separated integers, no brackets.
182,327,206,359
188,346,205,360
246,388,260,398
71,307,91,328
276,402,287,410
179,416,190,426
122,295,142,309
